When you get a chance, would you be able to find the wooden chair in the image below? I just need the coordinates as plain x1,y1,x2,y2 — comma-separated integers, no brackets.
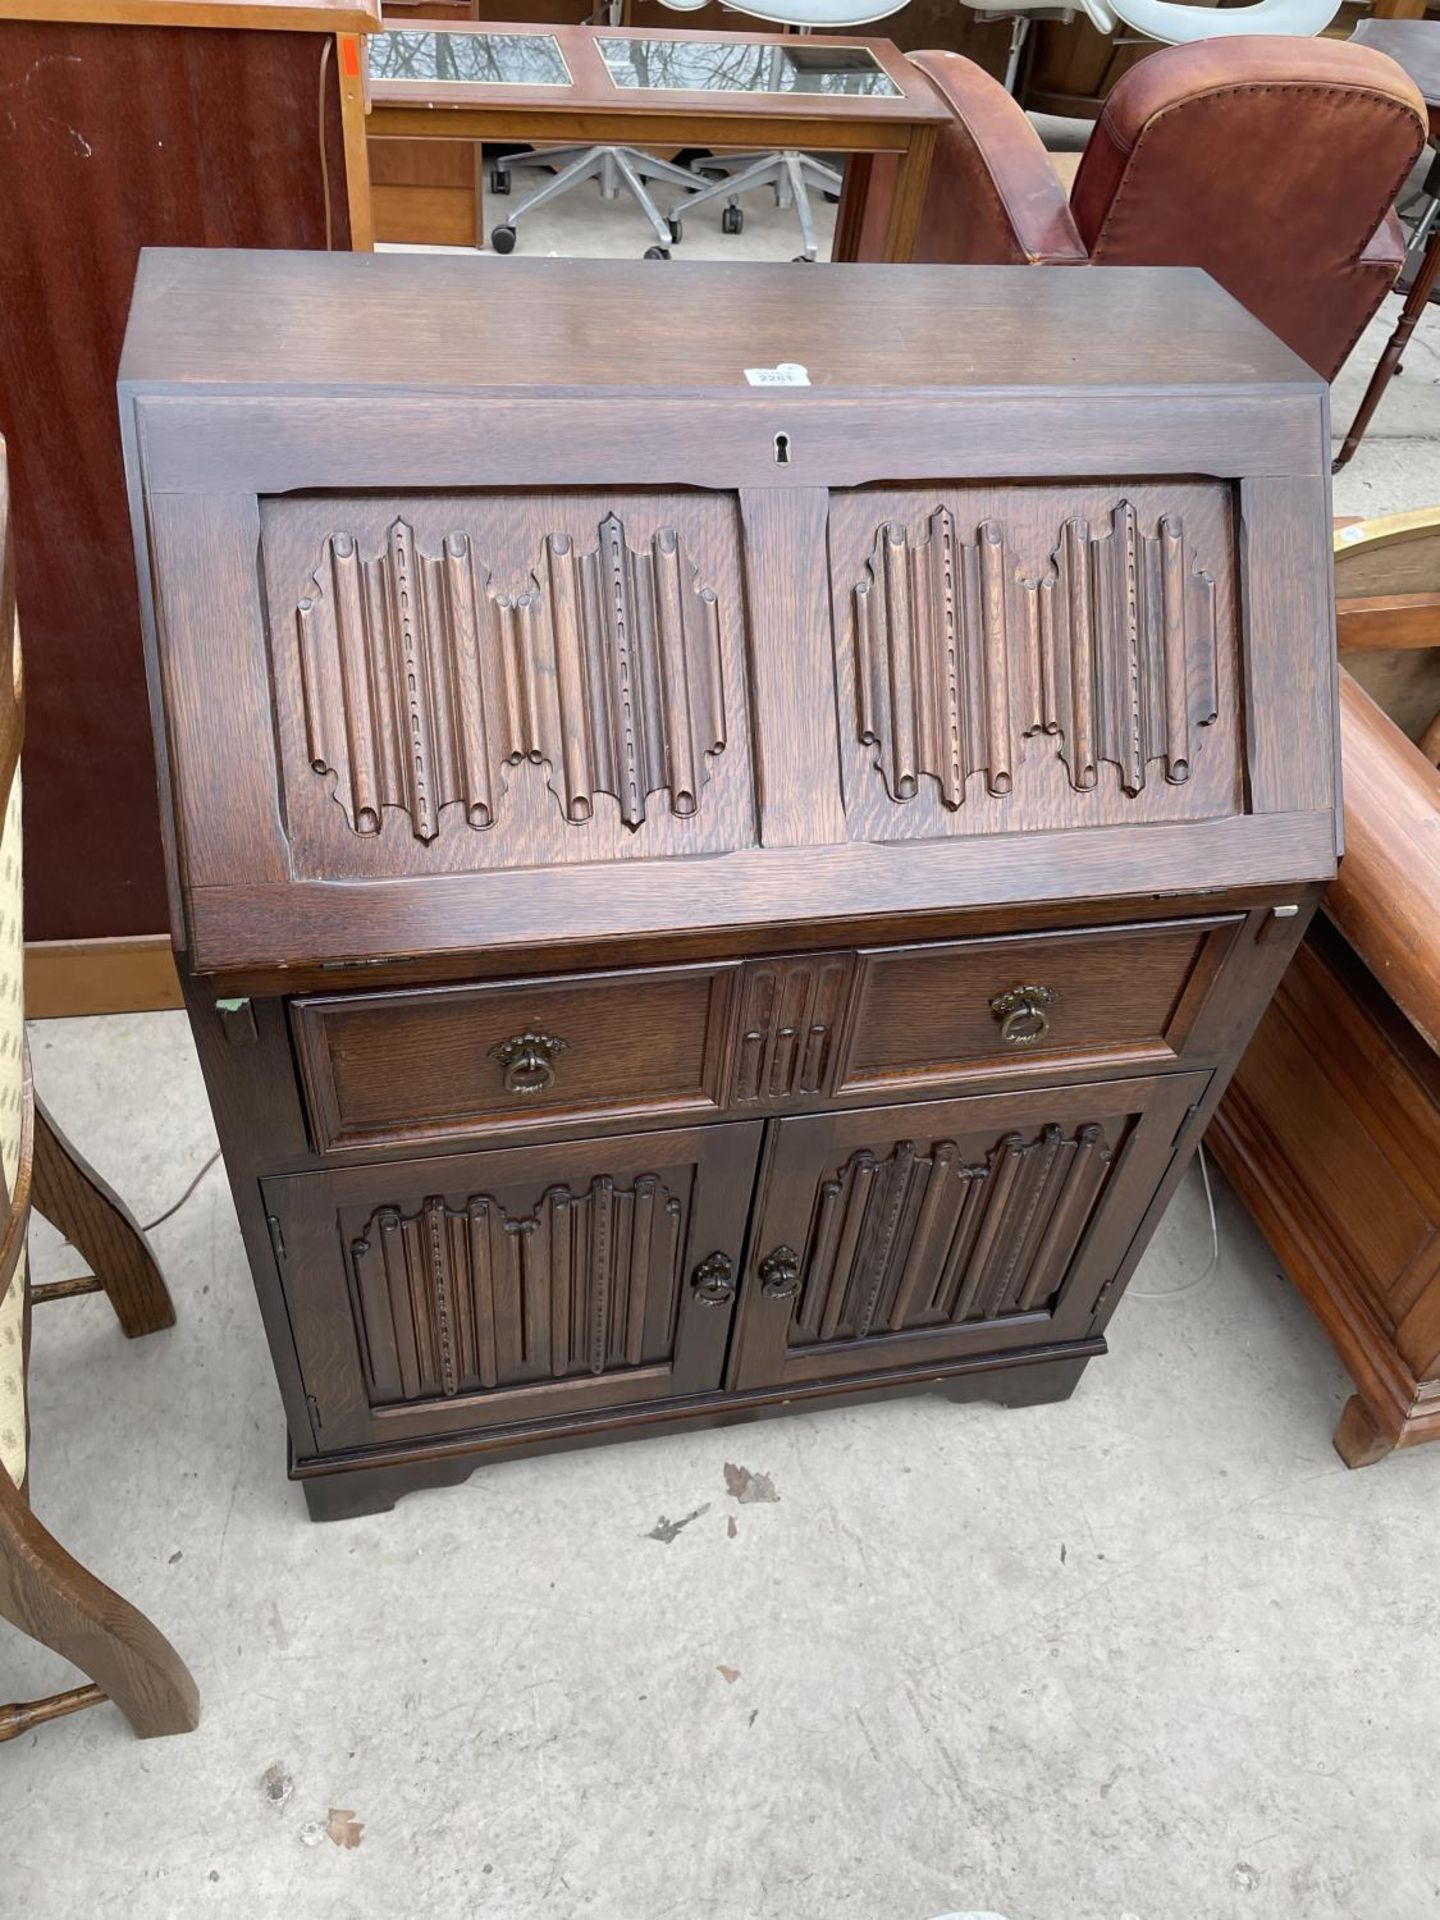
0,439,198,1740
1210,509,1440,1466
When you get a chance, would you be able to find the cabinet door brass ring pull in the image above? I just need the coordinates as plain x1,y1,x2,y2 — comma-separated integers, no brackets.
490,1030,568,1095
989,985,1059,1047
759,1245,802,1300
691,1252,737,1305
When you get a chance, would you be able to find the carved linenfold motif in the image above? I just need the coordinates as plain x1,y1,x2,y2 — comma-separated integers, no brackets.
297,513,726,842
851,502,1219,809
349,1174,685,1406
731,956,853,1105
855,509,1015,808
789,1122,1115,1346
1028,504,1218,794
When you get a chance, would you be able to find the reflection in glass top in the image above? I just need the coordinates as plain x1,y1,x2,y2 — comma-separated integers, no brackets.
598,38,901,97
368,31,572,88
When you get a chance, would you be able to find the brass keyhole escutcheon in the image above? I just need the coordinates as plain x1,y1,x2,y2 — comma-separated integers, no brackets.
759,1245,802,1300
490,1030,568,1096
989,985,1059,1048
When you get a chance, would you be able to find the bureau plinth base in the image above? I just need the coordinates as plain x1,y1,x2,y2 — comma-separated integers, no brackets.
292,1340,1103,1521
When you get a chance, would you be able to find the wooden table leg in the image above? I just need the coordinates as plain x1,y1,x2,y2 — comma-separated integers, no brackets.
880,123,936,264
337,32,375,252
1335,219,1440,469
831,152,873,264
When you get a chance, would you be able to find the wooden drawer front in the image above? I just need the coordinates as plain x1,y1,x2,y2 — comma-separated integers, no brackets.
838,915,1240,1095
728,1072,1206,1391
294,962,738,1153
268,1122,763,1451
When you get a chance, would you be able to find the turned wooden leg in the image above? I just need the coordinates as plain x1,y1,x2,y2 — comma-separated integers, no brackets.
1333,1392,1399,1469
30,1094,174,1339
0,1465,198,1739
1335,221,1440,470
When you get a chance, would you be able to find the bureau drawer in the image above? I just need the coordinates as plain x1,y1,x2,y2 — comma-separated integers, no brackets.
836,915,1242,1095
293,962,739,1153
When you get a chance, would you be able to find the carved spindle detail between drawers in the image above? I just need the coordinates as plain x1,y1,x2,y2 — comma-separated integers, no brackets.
731,955,853,1105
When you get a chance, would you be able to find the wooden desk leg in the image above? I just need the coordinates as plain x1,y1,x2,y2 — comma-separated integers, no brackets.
337,32,375,252
881,123,936,264
832,152,872,263
1335,222,1440,469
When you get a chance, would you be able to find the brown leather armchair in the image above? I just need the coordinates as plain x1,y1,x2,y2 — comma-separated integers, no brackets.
876,39,1426,382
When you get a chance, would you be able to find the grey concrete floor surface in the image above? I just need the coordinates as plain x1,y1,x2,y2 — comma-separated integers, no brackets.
8,190,1440,1919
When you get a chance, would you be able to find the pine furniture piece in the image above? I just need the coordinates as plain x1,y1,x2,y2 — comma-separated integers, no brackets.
362,20,946,259
858,42,1426,390
1210,510,1440,1468
0,440,197,1744
121,248,1339,1520
0,0,378,1020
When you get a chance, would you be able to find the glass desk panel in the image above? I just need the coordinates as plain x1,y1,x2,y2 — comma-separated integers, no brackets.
369,31,573,89
598,39,903,98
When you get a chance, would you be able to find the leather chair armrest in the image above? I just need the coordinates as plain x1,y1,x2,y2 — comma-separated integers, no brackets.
1359,206,1407,277
1328,669,1440,1054
902,51,1088,265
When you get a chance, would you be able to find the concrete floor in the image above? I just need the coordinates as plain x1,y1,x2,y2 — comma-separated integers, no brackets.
7,190,1440,1920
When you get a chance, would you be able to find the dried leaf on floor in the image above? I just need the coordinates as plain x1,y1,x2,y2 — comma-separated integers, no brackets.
724,1462,779,1504
326,1809,364,1850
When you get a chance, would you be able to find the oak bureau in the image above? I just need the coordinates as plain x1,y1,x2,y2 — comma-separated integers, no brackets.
120,250,1339,1519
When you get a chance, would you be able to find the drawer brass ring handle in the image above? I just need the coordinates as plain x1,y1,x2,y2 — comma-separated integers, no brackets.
989,985,1059,1048
490,1030,568,1096
759,1245,802,1300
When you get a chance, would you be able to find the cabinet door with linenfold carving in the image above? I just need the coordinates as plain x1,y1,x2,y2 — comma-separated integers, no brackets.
827,483,1243,843
266,1120,763,1452
258,489,757,879
727,1072,1207,1391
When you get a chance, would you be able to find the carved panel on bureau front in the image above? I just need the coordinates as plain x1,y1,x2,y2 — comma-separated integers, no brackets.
833,484,1241,840
730,955,854,1105
349,1174,685,1406
789,1121,1118,1347
260,491,755,877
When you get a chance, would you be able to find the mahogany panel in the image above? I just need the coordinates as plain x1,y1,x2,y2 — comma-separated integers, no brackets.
0,20,350,942
293,961,740,1152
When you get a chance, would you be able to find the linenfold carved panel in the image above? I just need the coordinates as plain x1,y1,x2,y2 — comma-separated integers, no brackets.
852,501,1217,808
789,1121,1117,1347
296,512,726,842
835,485,1239,838
349,1174,685,1406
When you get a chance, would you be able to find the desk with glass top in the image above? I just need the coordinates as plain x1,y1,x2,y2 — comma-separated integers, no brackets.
362,21,945,261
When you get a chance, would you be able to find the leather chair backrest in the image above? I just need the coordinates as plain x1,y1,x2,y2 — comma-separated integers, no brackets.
1069,37,1427,379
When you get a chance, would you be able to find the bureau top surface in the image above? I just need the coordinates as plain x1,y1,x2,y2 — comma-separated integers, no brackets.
120,250,1317,398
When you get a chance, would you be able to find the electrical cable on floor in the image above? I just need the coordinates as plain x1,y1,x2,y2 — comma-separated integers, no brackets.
1129,1141,1220,1300
138,1148,223,1233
